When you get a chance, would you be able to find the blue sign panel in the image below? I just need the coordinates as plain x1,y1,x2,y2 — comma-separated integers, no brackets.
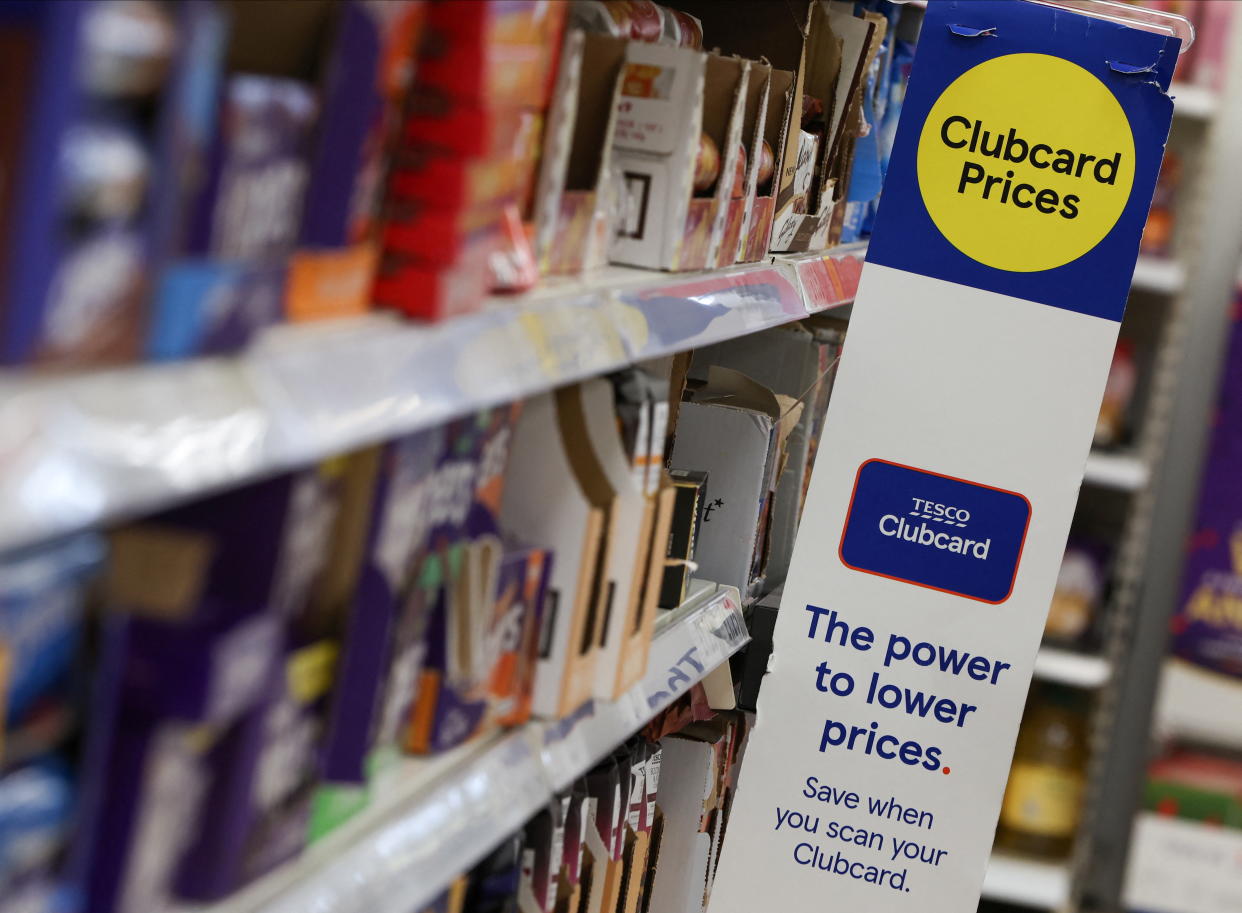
839,459,1031,603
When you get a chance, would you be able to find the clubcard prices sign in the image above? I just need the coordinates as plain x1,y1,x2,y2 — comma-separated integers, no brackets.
708,2,1176,911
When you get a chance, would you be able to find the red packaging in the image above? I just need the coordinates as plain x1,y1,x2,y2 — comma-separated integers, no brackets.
416,1,565,106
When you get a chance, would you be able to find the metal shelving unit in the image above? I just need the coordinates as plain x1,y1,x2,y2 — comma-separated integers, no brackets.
1033,648,1112,690
0,247,865,552
1074,18,1242,912
983,854,1073,910
176,582,747,913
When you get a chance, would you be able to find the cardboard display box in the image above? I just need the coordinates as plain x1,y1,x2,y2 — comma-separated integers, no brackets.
577,378,674,699
501,390,609,719
669,369,783,599
693,322,843,588
610,43,749,271
532,30,627,275
740,67,794,263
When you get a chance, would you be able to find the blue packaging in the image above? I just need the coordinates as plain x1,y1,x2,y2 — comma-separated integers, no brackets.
0,535,103,728
0,759,75,913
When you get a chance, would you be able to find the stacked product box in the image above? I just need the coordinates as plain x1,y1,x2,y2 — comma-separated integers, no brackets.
1171,289,1242,678
0,1,181,366
415,709,748,913
75,467,342,909
376,0,566,318
0,536,104,913
500,373,674,719
152,0,428,357
0,0,920,359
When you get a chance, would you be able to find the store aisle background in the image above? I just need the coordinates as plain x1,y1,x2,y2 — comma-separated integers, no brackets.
3,2,1242,913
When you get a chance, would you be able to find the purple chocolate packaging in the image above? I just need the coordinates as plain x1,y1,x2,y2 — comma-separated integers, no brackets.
120,611,284,724
116,467,340,627
173,644,330,901
145,1,291,362
406,405,521,754
70,618,219,913
0,2,161,367
300,0,422,249
147,259,287,360
77,466,341,907
1173,291,1242,676
190,74,318,262
315,429,446,793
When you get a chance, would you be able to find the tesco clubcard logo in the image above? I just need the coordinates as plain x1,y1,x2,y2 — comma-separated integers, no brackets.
840,460,1031,603
880,498,991,561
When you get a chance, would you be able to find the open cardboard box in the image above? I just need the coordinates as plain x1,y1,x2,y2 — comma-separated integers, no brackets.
647,721,734,913
500,390,609,719
582,758,627,913
577,378,676,700
711,56,773,267
740,66,794,263
533,31,627,275
820,4,888,248
610,43,749,271
669,367,786,599
679,0,883,254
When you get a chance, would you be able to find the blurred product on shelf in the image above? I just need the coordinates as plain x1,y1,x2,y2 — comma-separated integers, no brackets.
413,705,747,913
500,375,673,718
0,311,845,910
1145,748,1242,827
689,319,846,591
1171,288,1242,679
659,469,709,610
1124,748,1242,913
376,0,565,315
0,0,911,366
1141,151,1182,259
530,29,628,275
0,536,103,913
1045,541,1106,648
571,0,704,48
1094,339,1138,449
310,427,489,833
1123,0,1234,89
0,1,175,366
669,367,783,599
996,684,1090,861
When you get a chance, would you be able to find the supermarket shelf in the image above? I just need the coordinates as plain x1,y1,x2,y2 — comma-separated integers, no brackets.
1124,813,1242,912
1170,81,1219,120
0,245,865,552
1082,450,1149,491
1154,658,1242,751
982,853,1072,910
179,580,746,913
1033,646,1112,689
1131,256,1187,295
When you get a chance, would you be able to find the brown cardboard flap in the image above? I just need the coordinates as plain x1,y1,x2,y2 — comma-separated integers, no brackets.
822,1,877,181
740,61,773,166
805,2,845,129
759,67,796,203
681,0,813,217
678,0,812,71
105,526,216,619
703,55,747,159
311,447,381,621
569,33,630,190
690,366,782,422
223,0,335,81
556,385,619,508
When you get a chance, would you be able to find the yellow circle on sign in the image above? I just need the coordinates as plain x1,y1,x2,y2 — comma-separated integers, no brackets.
917,53,1135,273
